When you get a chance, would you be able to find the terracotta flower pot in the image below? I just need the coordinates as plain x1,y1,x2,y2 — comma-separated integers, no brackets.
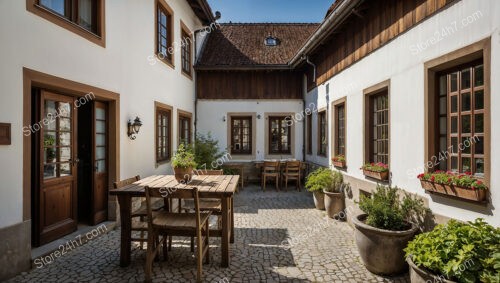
419,181,487,202
407,257,456,283
452,186,486,202
323,191,344,219
332,160,346,168
312,191,325,210
363,170,389,181
173,166,193,183
352,214,418,275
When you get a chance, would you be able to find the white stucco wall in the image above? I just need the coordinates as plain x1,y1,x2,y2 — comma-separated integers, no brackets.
0,0,206,229
307,0,500,226
197,100,304,162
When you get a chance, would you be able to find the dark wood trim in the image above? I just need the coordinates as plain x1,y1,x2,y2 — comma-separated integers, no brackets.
26,0,106,47
306,112,312,155
155,101,173,165
268,116,292,155
317,109,327,157
180,20,193,79
424,38,490,188
226,113,257,159
155,0,175,69
363,80,390,166
177,109,192,146
23,67,120,222
332,97,346,158
0,123,11,145
229,116,252,155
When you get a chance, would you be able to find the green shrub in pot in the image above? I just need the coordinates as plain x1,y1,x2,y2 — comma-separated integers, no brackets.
405,219,500,283
323,171,345,218
305,168,334,210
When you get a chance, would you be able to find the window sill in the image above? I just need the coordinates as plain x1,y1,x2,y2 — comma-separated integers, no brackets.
181,70,193,80
27,2,105,47
157,56,175,69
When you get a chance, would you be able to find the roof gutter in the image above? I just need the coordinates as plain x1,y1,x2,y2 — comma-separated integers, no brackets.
290,0,363,67
196,0,216,24
194,64,292,71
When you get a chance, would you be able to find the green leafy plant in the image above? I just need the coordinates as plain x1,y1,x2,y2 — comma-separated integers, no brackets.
332,155,346,163
305,168,343,193
171,143,197,169
193,133,226,169
358,185,427,231
418,170,488,191
44,134,56,161
361,162,389,172
405,219,500,283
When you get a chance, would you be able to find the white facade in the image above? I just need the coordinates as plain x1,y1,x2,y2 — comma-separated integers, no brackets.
0,0,205,230
197,100,304,162
306,0,500,226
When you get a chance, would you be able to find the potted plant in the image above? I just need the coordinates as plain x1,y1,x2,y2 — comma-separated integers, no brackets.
405,219,500,283
332,155,346,168
305,168,334,210
418,171,488,202
361,162,389,181
171,143,197,183
323,171,345,219
352,185,427,275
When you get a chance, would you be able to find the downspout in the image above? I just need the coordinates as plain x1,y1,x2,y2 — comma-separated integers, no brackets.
302,56,316,163
304,55,316,82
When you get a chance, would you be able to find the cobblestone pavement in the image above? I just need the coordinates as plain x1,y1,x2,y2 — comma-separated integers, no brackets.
9,185,410,283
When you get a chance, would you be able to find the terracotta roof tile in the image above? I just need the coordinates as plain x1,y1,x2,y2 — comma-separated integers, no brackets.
197,23,320,67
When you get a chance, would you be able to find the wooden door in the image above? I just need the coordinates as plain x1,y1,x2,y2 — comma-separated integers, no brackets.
91,101,108,224
38,91,78,245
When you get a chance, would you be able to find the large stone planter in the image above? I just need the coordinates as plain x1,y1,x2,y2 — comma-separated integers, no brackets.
352,214,418,275
324,191,344,219
312,191,325,210
407,257,456,283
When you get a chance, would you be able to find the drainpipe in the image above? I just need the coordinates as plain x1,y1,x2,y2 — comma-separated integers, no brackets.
304,55,316,82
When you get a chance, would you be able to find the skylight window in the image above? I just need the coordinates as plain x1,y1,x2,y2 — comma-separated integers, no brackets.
265,36,278,46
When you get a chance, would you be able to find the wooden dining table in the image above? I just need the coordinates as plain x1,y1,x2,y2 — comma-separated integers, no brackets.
109,174,239,268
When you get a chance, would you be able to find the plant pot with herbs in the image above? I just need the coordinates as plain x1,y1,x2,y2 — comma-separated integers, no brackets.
361,162,389,181
418,171,488,202
405,219,500,283
322,170,345,219
352,185,427,275
332,155,346,168
171,143,197,183
306,168,336,210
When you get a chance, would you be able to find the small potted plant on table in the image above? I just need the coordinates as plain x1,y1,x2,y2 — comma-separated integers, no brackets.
332,155,346,168
405,219,500,283
361,162,389,181
323,171,345,219
352,185,427,275
171,143,197,183
418,171,488,202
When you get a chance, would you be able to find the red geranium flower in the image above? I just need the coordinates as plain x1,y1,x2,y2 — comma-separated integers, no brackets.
430,176,436,182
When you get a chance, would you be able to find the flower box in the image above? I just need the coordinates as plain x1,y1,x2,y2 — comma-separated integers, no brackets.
363,170,389,181
418,171,488,202
452,186,487,202
419,180,452,195
332,160,346,168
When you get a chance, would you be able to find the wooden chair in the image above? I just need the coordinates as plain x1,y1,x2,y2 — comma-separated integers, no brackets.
113,176,163,249
144,187,210,283
282,160,302,191
261,161,280,191
178,169,223,252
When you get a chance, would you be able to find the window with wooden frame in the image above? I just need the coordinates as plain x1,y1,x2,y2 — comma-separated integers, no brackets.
318,110,327,156
180,24,192,77
156,0,173,66
367,90,389,165
27,0,105,46
306,113,312,155
155,104,172,163
178,114,191,146
230,116,252,155
269,116,291,154
334,102,346,156
436,61,485,175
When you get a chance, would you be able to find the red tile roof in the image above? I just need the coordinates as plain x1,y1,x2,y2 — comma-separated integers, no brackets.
196,23,320,68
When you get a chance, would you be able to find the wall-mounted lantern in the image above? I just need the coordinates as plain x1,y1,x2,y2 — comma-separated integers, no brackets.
222,115,226,122
127,116,142,140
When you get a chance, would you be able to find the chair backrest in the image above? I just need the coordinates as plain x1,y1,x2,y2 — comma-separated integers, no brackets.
285,161,301,175
194,169,224,176
113,175,140,189
144,186,202,229
263,161,280,173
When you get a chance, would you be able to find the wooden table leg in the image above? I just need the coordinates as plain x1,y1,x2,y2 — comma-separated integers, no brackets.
230,196,234,244
118,195,132,267
221,196,229,267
